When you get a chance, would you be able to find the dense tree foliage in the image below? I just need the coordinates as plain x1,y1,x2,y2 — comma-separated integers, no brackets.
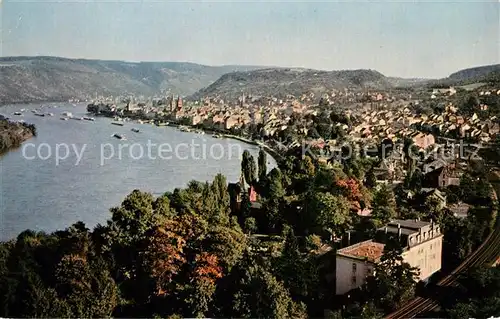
1,140,498,318
446,266,500,318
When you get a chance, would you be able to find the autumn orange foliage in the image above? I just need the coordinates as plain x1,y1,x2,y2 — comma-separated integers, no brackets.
146,214,221,296
194,252,223,284
336,178,362,202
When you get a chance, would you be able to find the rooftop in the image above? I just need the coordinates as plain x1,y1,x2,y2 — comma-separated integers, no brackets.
387,219,432,230
337,240,385,263
382,226,417,236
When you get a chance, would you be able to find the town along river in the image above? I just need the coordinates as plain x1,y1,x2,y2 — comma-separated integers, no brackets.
0,102,275,241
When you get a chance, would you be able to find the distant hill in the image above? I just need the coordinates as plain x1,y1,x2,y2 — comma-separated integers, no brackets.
1,56,496,105
427,64,500,88
448,64,500,81
189,68,393,100
0,56,264,105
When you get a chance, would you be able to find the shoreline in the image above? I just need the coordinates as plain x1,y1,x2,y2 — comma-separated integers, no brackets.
0,99,82,108
0,121,36,156
218,134,284,162
165,124,284,163
86,103,285,163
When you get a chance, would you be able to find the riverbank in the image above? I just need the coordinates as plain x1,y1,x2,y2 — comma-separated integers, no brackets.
0,98,83,108
86,104,285,163
218,134,284,162
0,119,36,155
167,125,284,163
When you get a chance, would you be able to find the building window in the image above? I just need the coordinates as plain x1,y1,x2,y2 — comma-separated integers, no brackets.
352,263,357,273
366,267,372,277
351,275,357,285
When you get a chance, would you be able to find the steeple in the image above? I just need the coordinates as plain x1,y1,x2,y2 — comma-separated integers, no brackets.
169,95,175,112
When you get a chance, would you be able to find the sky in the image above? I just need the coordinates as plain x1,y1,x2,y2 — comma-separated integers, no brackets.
1,0,498,78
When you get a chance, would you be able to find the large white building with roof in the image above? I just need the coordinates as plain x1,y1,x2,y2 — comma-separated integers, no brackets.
335,219,443,295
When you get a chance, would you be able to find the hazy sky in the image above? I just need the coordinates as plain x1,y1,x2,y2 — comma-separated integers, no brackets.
1,0,498,78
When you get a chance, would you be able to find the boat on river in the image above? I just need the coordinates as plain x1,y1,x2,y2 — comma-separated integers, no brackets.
111,122,124,126
13,112,22,116
83,117,95,121
60,117,68,121
113,133,126,140
131,128,140,133
34,113,45,117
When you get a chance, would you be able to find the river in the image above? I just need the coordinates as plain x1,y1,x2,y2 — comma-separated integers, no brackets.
0,102,275,241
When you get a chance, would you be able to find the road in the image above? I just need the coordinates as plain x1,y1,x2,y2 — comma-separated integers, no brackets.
385,170,500,319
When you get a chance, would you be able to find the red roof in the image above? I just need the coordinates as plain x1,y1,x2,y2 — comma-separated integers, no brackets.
338,241,385,262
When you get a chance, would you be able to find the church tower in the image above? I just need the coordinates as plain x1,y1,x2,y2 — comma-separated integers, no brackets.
176,96,183,110
169,95,175,112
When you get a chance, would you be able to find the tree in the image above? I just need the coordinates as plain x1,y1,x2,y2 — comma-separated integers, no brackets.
448,266,500,318
305,234,322,251
207,174,231,225
365,169,377,189
363,241,419,312
305,191,352,237
55,254,118,317
371,184,397,224
241,150,257,186
108,190,158,245
153,195,176,219
405,169,423,192
213,253,307,318
459,94,480,116
267,168,285,199
300,155,316,177
258,149,267,182
344,301,383,319
204,225,247,271
262,198,283,233
424,194,445,223
244,217,258,235
274,226,321,314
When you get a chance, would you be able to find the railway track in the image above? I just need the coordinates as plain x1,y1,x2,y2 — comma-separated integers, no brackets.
385,225,500,318
385,172,500,319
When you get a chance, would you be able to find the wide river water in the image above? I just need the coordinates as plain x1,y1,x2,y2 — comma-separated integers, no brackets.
0,102,275,241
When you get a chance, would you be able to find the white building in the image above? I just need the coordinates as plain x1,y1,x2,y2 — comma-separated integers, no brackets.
335,219,443,295
336,240,384,295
